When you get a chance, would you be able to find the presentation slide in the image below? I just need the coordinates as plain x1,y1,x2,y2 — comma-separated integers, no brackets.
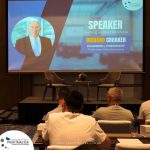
8,0,143,72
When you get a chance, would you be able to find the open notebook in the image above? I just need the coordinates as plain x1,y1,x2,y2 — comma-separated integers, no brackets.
117,138,143,144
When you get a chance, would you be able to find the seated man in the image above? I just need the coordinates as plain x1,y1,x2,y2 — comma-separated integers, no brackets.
138,99,150,120
42,90,111,150
92,87,134,122
43,87,70,121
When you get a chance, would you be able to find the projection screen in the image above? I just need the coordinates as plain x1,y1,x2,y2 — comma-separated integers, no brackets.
8,0,143,72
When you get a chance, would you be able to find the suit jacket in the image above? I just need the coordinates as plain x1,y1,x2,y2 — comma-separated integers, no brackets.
15,36,52,71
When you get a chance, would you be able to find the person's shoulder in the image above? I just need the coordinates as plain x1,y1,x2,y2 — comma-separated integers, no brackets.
142,100,150,105
93,107,107,116
16,36,29,42
118,105,128,110
40,36,52,46
40,36,51,41
81,115,98,126
48,105,63,114
48,112,64,118
80,114,96,121
97,106,108,111
18,36,29,40
120,106,133,113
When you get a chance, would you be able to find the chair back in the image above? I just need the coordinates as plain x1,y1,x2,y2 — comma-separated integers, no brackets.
97,120,132,133
44,72,64,84
145,119,150,125
115,143,150,150
47,145,77,150
100,72,121,85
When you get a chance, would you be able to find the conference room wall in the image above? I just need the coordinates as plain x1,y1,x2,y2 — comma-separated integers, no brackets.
31,73,143,101
0,0,32,109
143,0,150,100
0,0,19,109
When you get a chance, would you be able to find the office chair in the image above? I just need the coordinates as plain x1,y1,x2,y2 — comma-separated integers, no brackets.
115,143,150,150
43,72,66,101
97,120,132,133
97,72,121,100
47,145,77,150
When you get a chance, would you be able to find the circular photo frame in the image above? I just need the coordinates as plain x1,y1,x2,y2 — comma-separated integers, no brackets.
11,16,55,47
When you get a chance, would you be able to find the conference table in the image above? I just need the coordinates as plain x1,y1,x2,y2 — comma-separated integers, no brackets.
32,132,150,150
32,132,45,150
107,133,150,150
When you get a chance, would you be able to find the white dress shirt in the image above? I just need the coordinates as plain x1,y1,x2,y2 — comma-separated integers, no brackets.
29,36,41,56
42,112,107,146
44,105,63,121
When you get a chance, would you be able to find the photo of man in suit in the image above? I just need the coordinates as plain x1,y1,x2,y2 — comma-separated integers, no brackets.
15,20,52,71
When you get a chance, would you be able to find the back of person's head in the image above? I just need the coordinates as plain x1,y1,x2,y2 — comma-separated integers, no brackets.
107,87,123,103
58,87,70,99
74,144,101,150
64,90,84,113
57,87,70,105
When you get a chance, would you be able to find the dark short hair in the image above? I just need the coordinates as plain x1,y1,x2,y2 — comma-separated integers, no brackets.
64,90,84,113
58,87,70,99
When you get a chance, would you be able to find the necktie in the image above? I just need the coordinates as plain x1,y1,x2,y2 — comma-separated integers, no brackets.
33,38,41,56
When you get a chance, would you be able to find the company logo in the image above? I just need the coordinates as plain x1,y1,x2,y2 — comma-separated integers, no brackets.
122,0,143,11
0,130,34,150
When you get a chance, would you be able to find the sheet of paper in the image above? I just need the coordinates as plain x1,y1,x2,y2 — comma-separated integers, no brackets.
117,138,143,144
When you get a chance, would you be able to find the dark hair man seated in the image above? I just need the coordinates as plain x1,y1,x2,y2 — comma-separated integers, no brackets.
42,90,111,150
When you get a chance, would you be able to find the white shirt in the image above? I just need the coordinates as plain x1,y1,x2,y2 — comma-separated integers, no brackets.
42,112,107,146
139,100,150,120
44,105,63,121
29,36,41,56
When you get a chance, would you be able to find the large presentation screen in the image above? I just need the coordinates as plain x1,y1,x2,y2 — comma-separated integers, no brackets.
8,0,143,72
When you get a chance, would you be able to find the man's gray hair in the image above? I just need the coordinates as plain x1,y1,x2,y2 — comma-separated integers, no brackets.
28,19,41,26
107,87,123,101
